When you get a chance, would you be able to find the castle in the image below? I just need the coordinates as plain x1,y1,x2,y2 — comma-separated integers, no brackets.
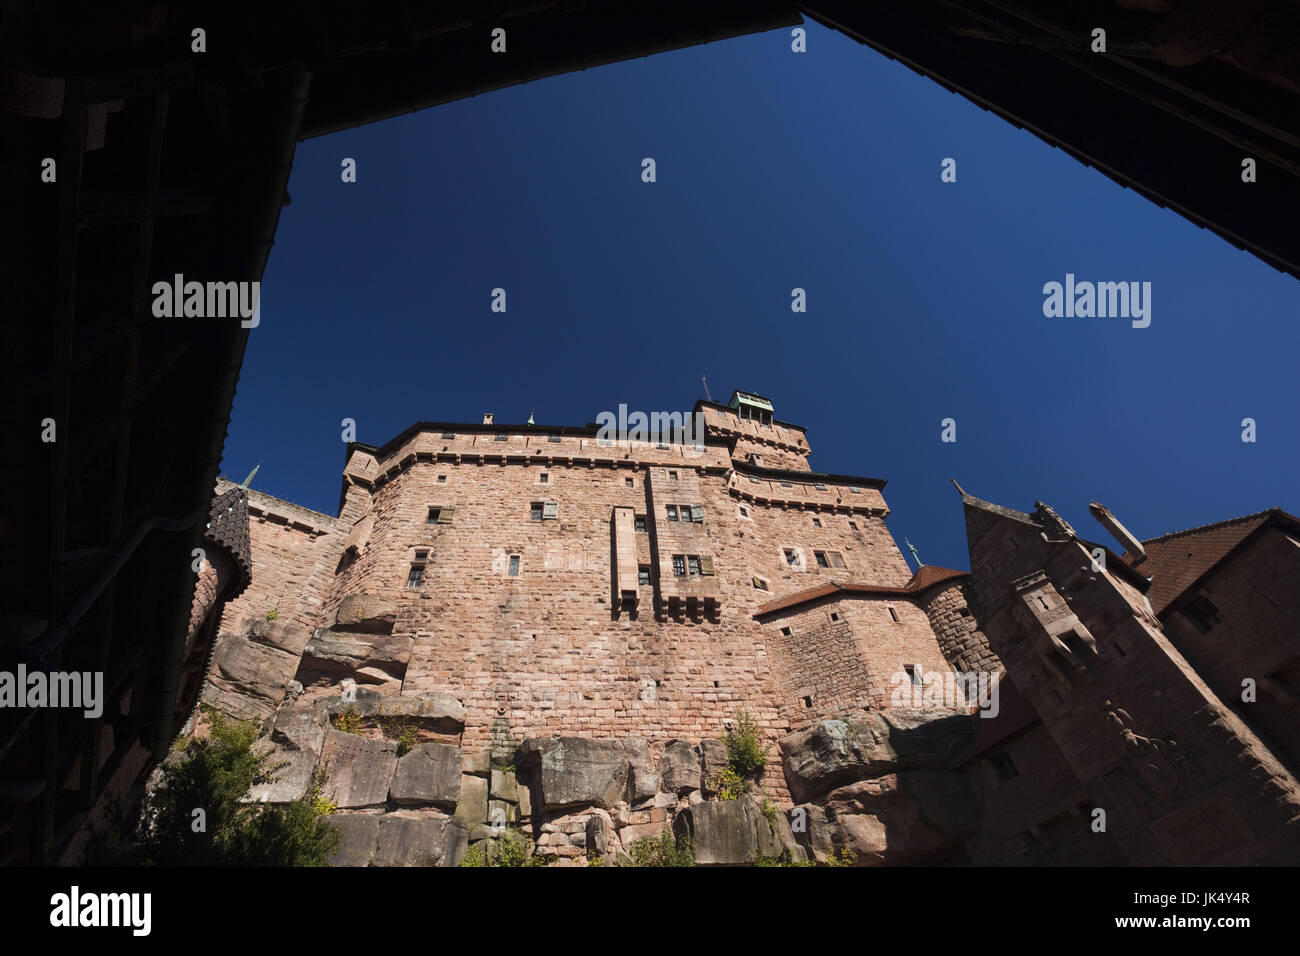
174,389,1300,865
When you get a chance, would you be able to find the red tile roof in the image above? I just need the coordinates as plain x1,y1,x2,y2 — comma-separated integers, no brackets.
1124,508,1297,614
755,566,968,617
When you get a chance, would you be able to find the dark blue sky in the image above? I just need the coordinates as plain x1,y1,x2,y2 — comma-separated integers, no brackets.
221,20,1300,574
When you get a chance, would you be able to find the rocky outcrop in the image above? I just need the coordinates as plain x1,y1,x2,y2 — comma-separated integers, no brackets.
319,730,398,808
247,706,329,803
517,737,651,812
778,709,975,803
332,593,398,634
657,740,701,794
824,771,978,865
390,743,461,810
326,811,466,867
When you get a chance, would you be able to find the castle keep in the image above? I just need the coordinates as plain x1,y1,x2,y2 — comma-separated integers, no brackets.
179,390,1300,866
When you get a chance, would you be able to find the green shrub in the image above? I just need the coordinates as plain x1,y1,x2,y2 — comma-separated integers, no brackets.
724,710,769,779
755,851,815,867
331,707,363,735
458,826,543,867
265,609,279,622
707,766,747,800
824,846,857,867
138,713,340,866
627,832,695,867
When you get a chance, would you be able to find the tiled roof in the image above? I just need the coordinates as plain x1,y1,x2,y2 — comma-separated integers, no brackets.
1124,508,1296,615
755,566,969,617
205,486,252,600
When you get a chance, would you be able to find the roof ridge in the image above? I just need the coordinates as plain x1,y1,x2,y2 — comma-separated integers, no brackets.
1140,508,1276,545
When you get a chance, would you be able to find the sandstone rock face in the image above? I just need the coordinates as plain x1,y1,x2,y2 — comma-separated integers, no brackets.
248,706,329,803
327,814,382,867
333,593,399,633
790,803,835,863
203,634,300,722
373,812,454,866
454,774,489,830
700,738,729,789
320,730,398,808
390,742,462,810
676,799,758,865
824,771,978,865
518,737,649,811
300,629,414,677
658,740,701,794
778,710,975,803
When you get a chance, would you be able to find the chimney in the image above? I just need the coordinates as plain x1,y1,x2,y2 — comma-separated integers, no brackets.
483,413,494,426
1088,502,1145,560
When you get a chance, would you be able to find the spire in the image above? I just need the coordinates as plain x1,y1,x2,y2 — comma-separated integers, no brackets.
904,537,923,570
526,410,535,426
239,462,261,491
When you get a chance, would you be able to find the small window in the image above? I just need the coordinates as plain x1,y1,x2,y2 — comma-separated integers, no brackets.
739,506,749,517
668,470,678,480
814,482,827,491
687,555,702,576
437,475,447,484
539,473,549,484
829,552,845,569
494,433,508,442
752,576,768,591
716,409,725,418
508,555,520,576
548,434,562,443
406,554,427,589
779,479,793,488
542,501,558,520
957,607,971,618
905,664,921,685
830,612,839,622
672,555,686,577
812,517,821,528
530,502,543,521
638,566,651,585
634,515,647,532
426,507,441,524
784,549,798,567
780,627,792,637
814,551,830,568
801,696,813,709
666,505,678,522
888,606,900,623
848,521,858,530
625,477,634,488
689,504,704,523
441,432,456,440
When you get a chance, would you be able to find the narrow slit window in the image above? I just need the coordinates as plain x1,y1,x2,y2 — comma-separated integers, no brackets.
508,555,520,576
